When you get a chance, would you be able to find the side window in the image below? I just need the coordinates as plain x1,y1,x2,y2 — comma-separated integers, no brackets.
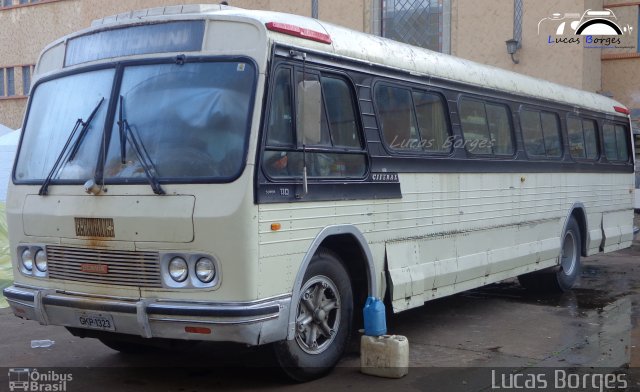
374,84,450,153
519,109,562,158
603,123,630,162
265,67,294,147
263,66,367,179
567,116,599,160
412,91,449,153
567,116,585,158
375,85,419,150
485,103,513,155
603,123,617,160
540,112,562,157
459,99,492,155
321,76,361,148
520,110,545,156
583,119,598,159
459,98,514,156
615,125,629,162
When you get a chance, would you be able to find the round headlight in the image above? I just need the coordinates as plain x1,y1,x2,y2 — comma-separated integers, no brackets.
195,258,216,283
168,257,188,282
21,248,34,272
35,249,48,272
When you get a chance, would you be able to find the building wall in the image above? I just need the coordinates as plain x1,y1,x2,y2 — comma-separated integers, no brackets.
601,2,640,124
451,0,602,92
0,0,368,129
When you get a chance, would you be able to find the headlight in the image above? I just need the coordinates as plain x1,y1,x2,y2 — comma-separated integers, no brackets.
35,249,48,272
168,257,188,282
21,248,34,272
195,258,216,283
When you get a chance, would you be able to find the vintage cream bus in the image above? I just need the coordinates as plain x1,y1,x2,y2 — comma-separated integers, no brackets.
3,4,635,381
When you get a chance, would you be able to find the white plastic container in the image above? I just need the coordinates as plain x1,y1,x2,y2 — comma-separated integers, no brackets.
360,334,409,379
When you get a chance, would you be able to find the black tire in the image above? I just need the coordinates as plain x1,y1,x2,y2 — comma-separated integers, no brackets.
273,249,353,382
518,217,581,293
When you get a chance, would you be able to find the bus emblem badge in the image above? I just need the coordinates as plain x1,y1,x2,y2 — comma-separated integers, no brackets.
80,263,109,274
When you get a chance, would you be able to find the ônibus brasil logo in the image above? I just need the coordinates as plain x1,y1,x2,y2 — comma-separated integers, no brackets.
8,368,73,392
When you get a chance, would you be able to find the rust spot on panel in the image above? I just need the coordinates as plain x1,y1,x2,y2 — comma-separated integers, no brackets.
84,236,106,249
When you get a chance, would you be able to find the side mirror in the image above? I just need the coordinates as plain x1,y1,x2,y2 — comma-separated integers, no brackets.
296,79,322,147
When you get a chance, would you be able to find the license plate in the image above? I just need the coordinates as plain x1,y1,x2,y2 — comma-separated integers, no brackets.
75,311,115,331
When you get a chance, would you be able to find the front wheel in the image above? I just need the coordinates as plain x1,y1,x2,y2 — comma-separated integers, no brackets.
273,249,353,382
518,217,582,293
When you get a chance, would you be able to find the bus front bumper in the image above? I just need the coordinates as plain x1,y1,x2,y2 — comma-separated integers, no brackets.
3,285,291,346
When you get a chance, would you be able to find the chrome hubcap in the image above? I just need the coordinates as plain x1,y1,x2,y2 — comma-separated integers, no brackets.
294,276,341,354
560,231,577,276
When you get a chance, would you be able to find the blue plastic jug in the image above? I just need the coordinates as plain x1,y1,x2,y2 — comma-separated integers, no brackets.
363,296,387,336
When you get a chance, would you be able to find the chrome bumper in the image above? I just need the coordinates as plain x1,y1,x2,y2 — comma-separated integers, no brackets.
3,285,291,346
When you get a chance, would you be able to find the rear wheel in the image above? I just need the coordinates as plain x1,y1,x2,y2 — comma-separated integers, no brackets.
273,249,353,382
518,217,581,293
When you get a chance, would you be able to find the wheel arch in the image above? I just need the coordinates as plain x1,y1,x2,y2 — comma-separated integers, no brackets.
285,225,376,340
563,202,589,257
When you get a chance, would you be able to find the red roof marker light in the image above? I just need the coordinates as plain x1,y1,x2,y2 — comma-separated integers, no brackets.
266,22,332,45
614,106,630,115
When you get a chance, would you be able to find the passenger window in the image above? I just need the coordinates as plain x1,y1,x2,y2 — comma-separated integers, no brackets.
374,84,450,153
412,91,449,153
540,112,562,157
520,109,561,158
520,110,545,156
460,98,513,156
266,68,294,147
583,119,598,160
485,103,513,155
604,123,630,162
459,99,492,155
603,123,617,160
263,67,367,180
615,125,629,162
567,116,585,159
375,85,419,150
321,76,361,149
567,116,599,160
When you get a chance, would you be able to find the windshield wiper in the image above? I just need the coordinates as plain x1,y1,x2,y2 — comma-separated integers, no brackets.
39,98,105,196
117,95,165,195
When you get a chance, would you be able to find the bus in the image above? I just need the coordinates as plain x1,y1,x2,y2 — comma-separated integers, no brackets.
3,4,635,381
8,368,29,392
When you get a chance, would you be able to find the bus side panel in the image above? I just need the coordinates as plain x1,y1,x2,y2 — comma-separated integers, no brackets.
602,210,634,252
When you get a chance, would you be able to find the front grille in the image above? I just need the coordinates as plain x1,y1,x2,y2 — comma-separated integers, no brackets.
47,246,162,288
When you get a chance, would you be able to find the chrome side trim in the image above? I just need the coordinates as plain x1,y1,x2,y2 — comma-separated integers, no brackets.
147,314,279,325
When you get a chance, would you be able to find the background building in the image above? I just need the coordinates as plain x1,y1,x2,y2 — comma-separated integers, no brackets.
0,0,638,156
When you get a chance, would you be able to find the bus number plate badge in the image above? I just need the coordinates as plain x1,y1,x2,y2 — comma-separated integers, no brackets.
75,311,116,331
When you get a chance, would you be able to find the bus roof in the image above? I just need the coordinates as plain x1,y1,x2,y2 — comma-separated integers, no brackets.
74,5,627,116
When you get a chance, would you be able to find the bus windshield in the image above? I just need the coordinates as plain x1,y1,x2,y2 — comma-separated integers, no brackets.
15,60,256,184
